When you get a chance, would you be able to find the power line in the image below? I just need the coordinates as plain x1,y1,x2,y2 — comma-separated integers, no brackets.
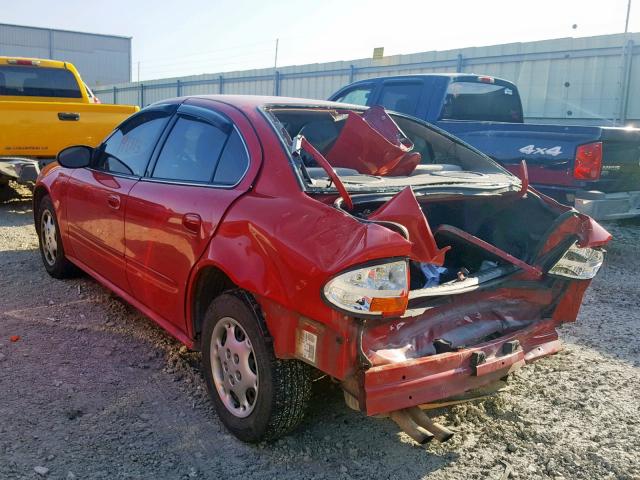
135,38,284,65
138,49,274,72
139,52,273,74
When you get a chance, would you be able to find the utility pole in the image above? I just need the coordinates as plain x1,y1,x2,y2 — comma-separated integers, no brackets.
625,0,632,33
137,61,141,83
274,38,279,70
273,38,279,96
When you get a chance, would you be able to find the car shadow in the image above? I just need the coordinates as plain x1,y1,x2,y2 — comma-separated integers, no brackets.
0,200,34,228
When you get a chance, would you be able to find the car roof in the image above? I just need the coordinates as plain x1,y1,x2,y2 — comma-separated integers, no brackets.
0,56,69,69
160,94,366,112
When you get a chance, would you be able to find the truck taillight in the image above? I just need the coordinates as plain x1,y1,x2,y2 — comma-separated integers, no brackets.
574,142,602,180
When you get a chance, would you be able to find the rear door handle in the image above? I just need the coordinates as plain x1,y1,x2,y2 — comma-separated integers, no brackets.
182,213,202,233
58,112,80,121
107,194,121,210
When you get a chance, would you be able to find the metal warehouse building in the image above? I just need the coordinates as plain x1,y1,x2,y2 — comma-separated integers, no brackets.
95,33,639,127
0,23,131,86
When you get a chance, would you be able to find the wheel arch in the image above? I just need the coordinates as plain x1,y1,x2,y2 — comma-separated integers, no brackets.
189,264,237,347
187,256,281,352
32,184,51,231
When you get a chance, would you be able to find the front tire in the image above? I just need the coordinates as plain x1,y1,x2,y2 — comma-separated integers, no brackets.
36,195,76,279
202,291,312,442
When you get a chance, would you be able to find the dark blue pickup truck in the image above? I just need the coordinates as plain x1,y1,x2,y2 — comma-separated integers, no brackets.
329,74,640,220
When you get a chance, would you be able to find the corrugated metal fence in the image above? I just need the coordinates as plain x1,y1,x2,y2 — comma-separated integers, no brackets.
93,33,640,126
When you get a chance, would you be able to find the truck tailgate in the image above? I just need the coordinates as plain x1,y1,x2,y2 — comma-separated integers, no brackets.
597,128,640,193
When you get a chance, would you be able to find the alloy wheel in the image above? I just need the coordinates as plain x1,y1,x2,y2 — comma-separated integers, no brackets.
210,317,259,418
41,210,58,266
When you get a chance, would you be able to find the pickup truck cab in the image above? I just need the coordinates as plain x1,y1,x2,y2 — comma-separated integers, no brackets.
330,74,640,220
0,57,138,190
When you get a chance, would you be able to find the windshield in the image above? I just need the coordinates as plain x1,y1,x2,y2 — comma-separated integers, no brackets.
267,106,518,194
440,80,523,123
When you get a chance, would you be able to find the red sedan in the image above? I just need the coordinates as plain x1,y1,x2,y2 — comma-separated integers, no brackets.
34,95,610,443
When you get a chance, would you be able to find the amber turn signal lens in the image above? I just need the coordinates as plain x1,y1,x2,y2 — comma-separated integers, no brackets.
369,296,409,317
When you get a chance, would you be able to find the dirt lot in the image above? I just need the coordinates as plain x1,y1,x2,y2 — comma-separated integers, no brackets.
1,185,639,480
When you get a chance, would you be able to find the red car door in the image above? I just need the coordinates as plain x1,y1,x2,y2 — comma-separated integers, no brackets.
124,102,257,332
65,107,174,292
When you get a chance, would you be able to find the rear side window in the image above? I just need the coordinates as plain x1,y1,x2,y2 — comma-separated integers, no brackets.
214,130,249,185
378,82,422,115
441,81,523,123
94,110,171,176
152,116,249,185
334,86,373,106
152,116,227,183
0,66,82,98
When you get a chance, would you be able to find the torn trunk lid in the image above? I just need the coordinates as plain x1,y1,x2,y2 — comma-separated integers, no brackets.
336,186,610,415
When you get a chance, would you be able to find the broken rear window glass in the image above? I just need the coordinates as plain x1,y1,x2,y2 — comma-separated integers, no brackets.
267,105,517,193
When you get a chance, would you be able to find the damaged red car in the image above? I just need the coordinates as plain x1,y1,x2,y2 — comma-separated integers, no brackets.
34,95,611,443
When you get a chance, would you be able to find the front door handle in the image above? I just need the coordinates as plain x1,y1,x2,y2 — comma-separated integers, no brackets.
182,213,202,233
107,194,121,210
58,112,80,121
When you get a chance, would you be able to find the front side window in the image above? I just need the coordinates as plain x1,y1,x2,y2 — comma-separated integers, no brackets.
378,82,422,115
0,66,82,98
152,116,249,185
440,81,523,123
334,86,373,106
94,110,171,176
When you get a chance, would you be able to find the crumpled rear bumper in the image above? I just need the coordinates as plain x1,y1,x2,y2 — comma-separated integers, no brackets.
363,319,561,416
574,190,640,220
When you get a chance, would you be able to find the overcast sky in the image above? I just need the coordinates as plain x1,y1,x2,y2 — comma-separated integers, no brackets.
3,0,638,80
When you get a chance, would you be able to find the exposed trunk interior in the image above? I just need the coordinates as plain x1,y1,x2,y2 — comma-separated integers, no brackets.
342,191,576,365
346,191,564,286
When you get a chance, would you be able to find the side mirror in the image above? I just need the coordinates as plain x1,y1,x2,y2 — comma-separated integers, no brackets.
57,145,93,169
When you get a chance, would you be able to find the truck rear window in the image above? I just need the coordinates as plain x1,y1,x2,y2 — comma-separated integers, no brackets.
440,81,523,123
0,66,82,98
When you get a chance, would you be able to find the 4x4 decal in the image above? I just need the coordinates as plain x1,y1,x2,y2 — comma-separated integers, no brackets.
519,145,563,156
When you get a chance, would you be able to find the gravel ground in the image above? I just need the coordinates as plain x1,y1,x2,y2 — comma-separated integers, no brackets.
1,185,639,480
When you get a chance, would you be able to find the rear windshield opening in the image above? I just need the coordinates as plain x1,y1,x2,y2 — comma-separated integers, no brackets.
0,66,82,98
268,106,513,191
440,81,523,123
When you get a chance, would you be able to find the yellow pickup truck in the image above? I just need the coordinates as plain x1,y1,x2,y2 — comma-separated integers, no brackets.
0,56,138,191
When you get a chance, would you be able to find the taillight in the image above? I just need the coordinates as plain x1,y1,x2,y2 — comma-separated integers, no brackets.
477,76,495,83
573,142,602,180
323,260,409,317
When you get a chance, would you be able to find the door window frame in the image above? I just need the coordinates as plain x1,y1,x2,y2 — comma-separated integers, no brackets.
377,80,424,116
89,104,178,180
332,82,376,106
141,104,251,190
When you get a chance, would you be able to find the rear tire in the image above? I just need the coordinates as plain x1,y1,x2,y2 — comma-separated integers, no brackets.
36,195,77,279
202,290,312,442
0,180,17,203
